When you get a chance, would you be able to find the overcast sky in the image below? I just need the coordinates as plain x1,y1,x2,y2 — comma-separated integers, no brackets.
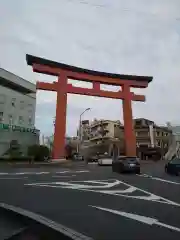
0,0,180,137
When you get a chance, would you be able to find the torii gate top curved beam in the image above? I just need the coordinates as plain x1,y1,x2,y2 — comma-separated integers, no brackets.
26,54,152,88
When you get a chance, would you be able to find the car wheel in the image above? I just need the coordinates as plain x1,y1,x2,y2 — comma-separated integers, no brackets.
136,169,141,174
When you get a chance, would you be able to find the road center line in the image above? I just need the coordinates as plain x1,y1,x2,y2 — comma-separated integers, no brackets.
137,174,180,185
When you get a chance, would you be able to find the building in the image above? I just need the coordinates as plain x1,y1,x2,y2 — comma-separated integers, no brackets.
134,118,172,160
0,68,40,156
80,119,124,156
169,125,180,143
79,118,172,159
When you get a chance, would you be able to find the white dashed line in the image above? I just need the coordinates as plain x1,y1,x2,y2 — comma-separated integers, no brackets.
0,177,28,180
137,174,180,185
0,170,89,176
52,175,76,178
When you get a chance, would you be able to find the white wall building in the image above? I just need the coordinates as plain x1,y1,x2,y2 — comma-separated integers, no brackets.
0,68,39,156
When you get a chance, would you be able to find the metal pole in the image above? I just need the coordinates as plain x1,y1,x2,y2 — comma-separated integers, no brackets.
77,108,90,154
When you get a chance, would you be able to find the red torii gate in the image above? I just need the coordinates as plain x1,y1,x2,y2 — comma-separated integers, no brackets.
26,54,152,159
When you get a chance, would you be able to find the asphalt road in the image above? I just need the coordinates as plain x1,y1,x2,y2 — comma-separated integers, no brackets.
0,162,180,240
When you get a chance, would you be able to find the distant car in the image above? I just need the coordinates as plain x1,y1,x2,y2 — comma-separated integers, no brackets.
88,155,98,162
73,154,84,161
112,156,140,174
98,155,112,166
165,157,180,176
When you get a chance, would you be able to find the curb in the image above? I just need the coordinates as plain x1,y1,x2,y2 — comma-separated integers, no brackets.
0,202,93,240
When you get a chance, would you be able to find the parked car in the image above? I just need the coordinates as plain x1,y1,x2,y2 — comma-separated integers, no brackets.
112,156,140,174
98,154,112,166
165,157,180,176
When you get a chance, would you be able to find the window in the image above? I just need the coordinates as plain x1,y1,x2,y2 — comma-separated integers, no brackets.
156,131,160,137
28,116,32,125
11,98,16,107
8,114,13,125
0,94,6,104
135,120,142,126
19,116,24,125
170,158,180,164
156,140,161,147
20,101,25,109
28,103,33,113
0,112,3,122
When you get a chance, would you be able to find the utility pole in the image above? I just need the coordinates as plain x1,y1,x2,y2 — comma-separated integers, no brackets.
77,108,91,154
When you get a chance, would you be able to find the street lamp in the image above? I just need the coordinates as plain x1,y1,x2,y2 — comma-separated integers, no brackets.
77,108,91,154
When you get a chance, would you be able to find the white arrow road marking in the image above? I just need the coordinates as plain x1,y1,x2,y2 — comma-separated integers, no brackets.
90,206,180,233
26,180,119,189
137,174,180,185
25,179,180,207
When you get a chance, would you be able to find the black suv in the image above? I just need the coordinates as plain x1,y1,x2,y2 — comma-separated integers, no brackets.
165,157,180,176
112,156,140,174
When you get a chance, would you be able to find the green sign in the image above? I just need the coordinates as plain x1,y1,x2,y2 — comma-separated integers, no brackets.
0,123,39,135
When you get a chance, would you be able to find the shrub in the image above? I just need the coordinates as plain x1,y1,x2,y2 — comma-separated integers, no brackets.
28,144,50,162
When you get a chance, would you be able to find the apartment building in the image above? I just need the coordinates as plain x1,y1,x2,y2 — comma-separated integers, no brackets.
80,119,124,156
134,118,172,159
0,68,39,156
79,118,172,159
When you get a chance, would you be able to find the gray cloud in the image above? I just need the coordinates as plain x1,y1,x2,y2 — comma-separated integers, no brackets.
0,0,180,136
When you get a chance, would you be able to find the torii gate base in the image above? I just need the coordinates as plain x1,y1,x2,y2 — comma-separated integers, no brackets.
26,54,152,159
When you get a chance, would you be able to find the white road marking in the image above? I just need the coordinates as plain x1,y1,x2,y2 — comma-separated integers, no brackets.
52,175,76,178
138,174,180,185
11,172,50,175
0,202,93,240
25,179,180,207
90,206,180,233
35,172,50,175
0,177,28,180
0,170,89,176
